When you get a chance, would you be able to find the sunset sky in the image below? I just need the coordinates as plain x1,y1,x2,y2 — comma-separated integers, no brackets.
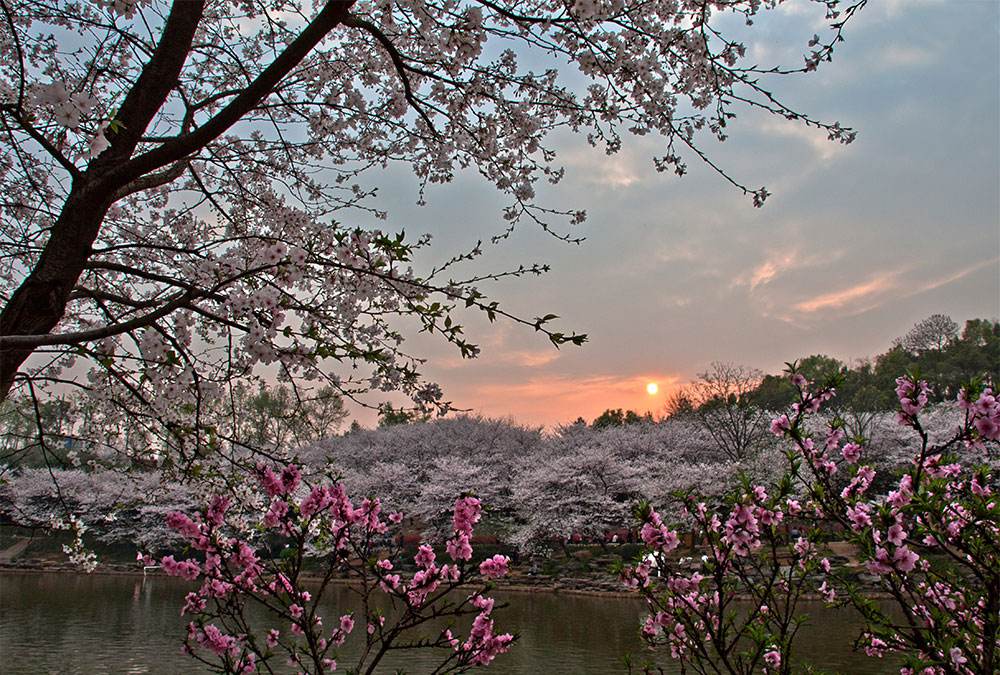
350,0,1000,428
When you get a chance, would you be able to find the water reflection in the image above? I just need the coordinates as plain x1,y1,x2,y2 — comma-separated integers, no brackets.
0,572,896,674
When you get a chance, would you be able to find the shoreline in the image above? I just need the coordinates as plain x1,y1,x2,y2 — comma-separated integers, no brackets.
0,562,887,601
0,562,641,599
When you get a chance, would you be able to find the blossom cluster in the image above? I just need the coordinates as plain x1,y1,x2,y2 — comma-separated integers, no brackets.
623,484,828,672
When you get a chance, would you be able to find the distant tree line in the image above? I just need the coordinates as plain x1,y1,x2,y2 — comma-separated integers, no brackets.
585,315,997,455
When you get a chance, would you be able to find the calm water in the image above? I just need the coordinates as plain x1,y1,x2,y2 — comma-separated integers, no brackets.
0,572,897,674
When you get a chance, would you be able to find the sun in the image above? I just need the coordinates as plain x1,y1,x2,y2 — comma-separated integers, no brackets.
646,382,659,396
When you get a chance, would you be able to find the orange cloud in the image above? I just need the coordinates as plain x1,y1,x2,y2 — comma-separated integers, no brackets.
789,257,997,317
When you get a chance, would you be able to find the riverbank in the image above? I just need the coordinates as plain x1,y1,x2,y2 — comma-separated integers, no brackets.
0,558,890,601
0,559,641,598
0,528,887,599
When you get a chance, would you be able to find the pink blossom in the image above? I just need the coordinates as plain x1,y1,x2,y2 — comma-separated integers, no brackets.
770,414,791,436
279,465,301,494
182,591,206,615
258,466,285,497
300,485,334,519
641,521,680,553
892,546,919,573
887,523,907,546
446,533,473,561
478,554,511,579
238,653,256,673
165,511,202,541
763,649,781,669
825,427,845,450
452,496,482,535
974,415,999,440
863,635,887,657
379,574,401,592
199,624,237,657
206,495,231,527
793,537,814,560
264,500,289,529
841,442,862,464
414,545,436,570
846,503,872,531
819,580,836,602
161,555,201,581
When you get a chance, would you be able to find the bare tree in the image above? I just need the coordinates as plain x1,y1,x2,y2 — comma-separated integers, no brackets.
688,362,770,461
895,314,959,354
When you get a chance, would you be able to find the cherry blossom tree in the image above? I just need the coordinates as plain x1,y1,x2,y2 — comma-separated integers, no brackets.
0,466,200,563
513,439,645,552
0,0,865,464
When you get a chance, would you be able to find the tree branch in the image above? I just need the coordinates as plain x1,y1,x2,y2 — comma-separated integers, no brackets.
111,0,357,184
0,289,195,349
111,159,187,200
0,105,82,179
93,0,207,167
341,14,437,133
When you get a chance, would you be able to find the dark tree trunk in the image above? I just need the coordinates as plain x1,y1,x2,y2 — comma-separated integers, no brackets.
0,184,113,396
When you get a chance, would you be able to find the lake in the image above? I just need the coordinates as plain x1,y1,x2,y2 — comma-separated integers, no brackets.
0,571,898,673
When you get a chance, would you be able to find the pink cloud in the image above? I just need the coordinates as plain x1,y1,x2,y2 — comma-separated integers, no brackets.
793,273,898,314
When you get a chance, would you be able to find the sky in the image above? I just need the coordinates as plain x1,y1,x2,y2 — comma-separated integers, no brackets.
349,0,1000,428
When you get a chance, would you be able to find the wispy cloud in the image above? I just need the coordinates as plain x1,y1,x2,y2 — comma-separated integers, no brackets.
432,347,560,370
787,257,998,318
793,272,899,314
505,349,562,367
559,143,652,190
879,0,945,20
743,251,803,291
733,247,842,291
909,257,999,296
